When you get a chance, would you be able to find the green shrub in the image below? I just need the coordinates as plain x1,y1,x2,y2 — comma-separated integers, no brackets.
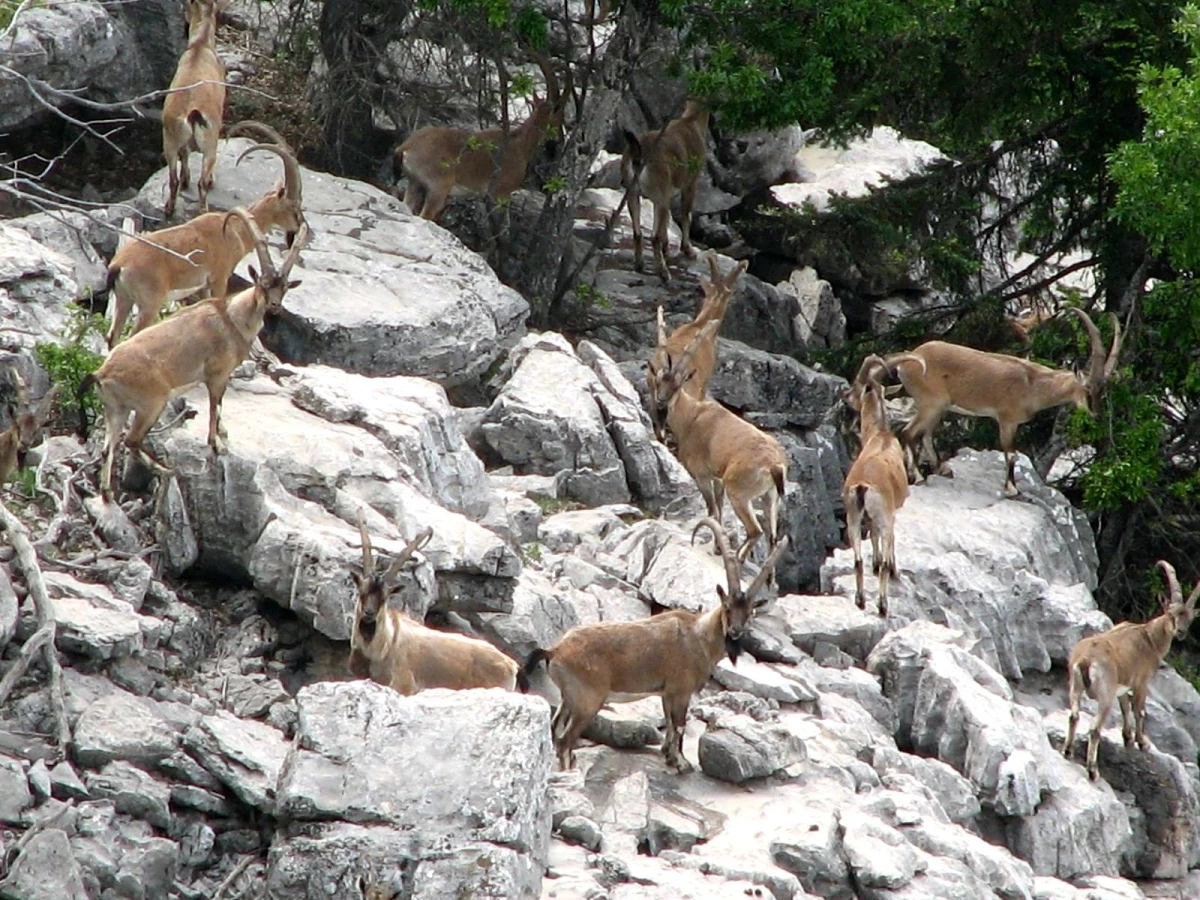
33,309,106,425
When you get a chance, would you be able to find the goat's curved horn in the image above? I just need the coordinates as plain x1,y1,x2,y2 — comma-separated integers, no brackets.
692,517,741,596
356,508,375,577
656,305,668,348
1157,559,1182,607
236,142,303,202
278,222,309,281
746,535,790,600
1187,579,1200,612
530,49,559,110
382,526,435,587
228,120,292,152
673,320,718,377
1069,308,1107,390
1104,312,1123,380
704,251,720,286
223,207,274,279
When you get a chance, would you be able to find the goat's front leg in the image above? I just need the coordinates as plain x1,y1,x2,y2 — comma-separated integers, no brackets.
628,185,645,273
999,421,1020,497
651,200,672,284
662,691,693,773
847,506,865,611
678,176,698,259
1133,687,1151,751
206,374,231,455
1086,692,1114,781
1118,693,1135,748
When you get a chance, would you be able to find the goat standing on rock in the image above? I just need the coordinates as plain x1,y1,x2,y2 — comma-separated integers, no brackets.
1064,560,1199,781
523,519,788,771
842,354,922,616
348,511,524,695
853,307,1122,496
79,211,308,500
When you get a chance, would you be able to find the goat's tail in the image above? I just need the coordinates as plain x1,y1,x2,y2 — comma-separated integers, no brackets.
623,130,643,168
392,147,405,184
76,373,97,439
186,109,211,149
772,464,787,501
521,647,552,689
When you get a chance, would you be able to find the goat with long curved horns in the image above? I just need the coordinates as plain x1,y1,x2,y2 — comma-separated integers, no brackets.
852,308,1122,496
1063,560,1199,780
523,518,788,771
348,510,524,695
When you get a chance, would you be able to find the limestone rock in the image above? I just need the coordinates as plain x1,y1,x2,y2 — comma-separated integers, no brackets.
183,711,289,814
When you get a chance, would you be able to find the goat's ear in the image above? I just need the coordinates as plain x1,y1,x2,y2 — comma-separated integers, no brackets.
287,279,302,290
248,266,260,282
350,570,364,592
716,584,729,606
753,594,770,609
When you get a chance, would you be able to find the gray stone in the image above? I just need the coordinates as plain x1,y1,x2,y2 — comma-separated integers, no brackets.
841,808,919,890
776,593,888,661
481,333,630,506
597,771,650,856
183,711,288,814
48,760,90,801
177,821,215,868
558,816,604,852
0,756,32,824
114,836,180,900
0,828,88,900
872,747,980,825
277,682,551,895
26,758,51,801
645,804,711,856
712,657,817,704
0,567,17,648
778,266,846,349
696,712,806,783
74,690,179,768
42,571,162,660
84,761,172,829
706,338,846,430
770,804,851,899
169,783,233,816
584,700,663,750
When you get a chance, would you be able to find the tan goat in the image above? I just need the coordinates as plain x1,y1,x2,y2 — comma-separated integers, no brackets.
79,211,307,499
162,0,230,216
655,321,788,562
105,134,305,348
646,253,748,441
523,518,788,770
622,100,710,283
855,308,1122,496
348,511,523,695
842,354,923,616
1064,560,1200,780
393,55,566,222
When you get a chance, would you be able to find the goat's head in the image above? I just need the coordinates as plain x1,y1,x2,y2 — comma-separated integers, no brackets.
224,208,309,311
693,517,788,656
698,253,746,312
183,0,225,43
1156,560,1200,638
651,317,718,430
845,354,890,412
1068,308,1122,415
231,121,306,247
646,306,674,441
351,509,434,643
529,50,570,144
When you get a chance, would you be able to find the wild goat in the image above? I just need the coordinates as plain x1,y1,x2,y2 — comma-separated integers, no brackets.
1064,560,1199,780
646,253,748,441
105,130,304,348
349,511,523,695
79,211,307,499
523,518,788,770
393,55,567,222
162,0,230,216
622,100,710,283
854,308,1122,495
0,378,57,486
842,354,922,616
655,321,788,562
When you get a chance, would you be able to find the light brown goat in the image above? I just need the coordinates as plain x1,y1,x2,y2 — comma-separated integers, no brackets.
79,211,307,499
0,376,56,487
655,322,788,562
842,354,922,616
622,100,710,283
1064,560,1199,780
394,55,566,222
162,0,230,216
855,308,1122,496
646,253,748,440
348,511,522,695
524,518,787,770
105,132,304,348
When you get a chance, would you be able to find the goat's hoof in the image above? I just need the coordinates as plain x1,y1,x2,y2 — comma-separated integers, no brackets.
681,245,698,259
1087,767,1099,781
877,605,887,618
855,596,865,610
670,758,694,774
210,439,228,456
1137,738,1151,751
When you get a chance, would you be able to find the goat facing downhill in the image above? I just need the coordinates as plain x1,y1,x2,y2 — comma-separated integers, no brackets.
394,55,567,223
622,99,710,283
162,0,230,217
0,377,58,487
1063,560,1200,781
646,253,748,441
348,511,523,695
854,307,1122,496
105,130,305,348
79,211,307,499
523,518,788,771
842,354,922,616
655,321,788,563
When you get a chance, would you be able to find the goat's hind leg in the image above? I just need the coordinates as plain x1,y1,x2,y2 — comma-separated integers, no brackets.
661,691,693,773
1064,663,1083,760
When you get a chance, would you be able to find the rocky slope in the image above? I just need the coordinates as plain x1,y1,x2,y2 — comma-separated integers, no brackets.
0,138,1197,900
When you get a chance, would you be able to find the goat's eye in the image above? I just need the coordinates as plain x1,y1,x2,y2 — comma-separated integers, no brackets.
754,596,769,609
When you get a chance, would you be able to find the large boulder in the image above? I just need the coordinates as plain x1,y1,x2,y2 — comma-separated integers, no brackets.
272,682,552,898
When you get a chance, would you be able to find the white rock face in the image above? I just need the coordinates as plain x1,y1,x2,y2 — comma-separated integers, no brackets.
134,138,529,389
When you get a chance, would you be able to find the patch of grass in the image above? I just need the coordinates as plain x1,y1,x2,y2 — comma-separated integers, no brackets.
533,496,582,515
522,541,543,563
34,308,106,425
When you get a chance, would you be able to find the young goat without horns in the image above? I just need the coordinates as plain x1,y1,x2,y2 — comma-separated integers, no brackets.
79,211,308,499
1064,560,1199,781
646,253,748,442
105,122,305,348
162,0,230,216
852,307,1122,496
654,320,788,563
348,511,524,695
394,54,568,223
842,354,922,616
523,519,788,771
622,100,710,283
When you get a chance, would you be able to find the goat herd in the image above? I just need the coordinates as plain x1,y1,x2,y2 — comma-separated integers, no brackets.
0,0,1191,789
